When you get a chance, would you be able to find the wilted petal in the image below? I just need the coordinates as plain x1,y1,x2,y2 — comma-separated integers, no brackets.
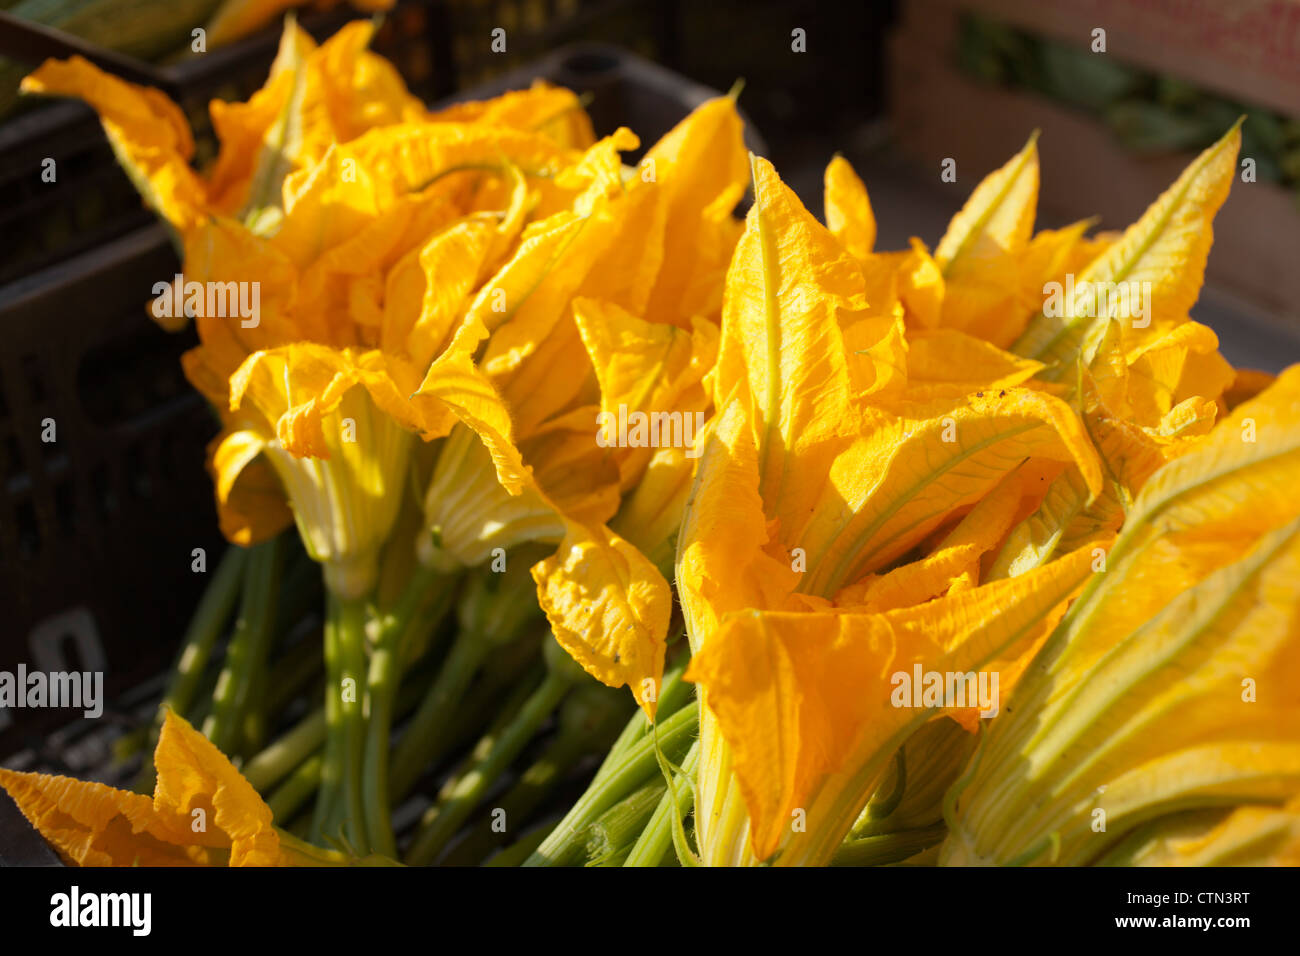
153,711,281,866
533,523,672,718
0,769,200,866
21,57,205,232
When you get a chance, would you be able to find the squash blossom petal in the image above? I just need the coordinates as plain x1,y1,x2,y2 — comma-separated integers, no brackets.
0,711,374,866
20,19,586,241
203,1,398,51
222,345,434,598
21,21,418,239
1015,122,1242,374
989,128,1242,583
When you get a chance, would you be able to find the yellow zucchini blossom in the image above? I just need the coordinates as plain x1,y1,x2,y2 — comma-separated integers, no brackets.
680,122,1271,867
678,153,1110,865
22,21,603,596
412,96,748,716
942,368,1300,865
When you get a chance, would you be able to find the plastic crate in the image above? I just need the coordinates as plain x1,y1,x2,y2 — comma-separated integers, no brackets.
443,0,681,86
0,40,764,864
0,1,454,285
442,41,767,160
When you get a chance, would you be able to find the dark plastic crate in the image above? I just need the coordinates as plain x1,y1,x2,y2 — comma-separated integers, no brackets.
0,0,459,286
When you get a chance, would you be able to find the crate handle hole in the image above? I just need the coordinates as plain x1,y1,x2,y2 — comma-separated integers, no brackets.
562,51,619,76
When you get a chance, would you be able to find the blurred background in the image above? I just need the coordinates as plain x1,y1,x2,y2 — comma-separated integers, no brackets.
1,0,1297,790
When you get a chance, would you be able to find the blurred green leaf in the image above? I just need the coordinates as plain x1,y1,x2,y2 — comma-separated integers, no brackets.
1155,75,1202,110
1038,42,1139,110
1105,101,1211,153
1279,147,1300,184
1243,109,1285,154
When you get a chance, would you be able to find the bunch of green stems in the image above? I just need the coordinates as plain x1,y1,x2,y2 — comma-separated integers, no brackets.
133,529,668,863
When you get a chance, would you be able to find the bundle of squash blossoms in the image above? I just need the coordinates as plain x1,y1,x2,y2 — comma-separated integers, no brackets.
3,19,1297,868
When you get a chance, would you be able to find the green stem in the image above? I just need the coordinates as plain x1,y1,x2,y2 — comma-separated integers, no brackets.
586,779,667,866
242,707,326,793
591,657,690,787
362,634,401,857
388,630,493,802
265,675,432,826
275,826,403,867
136,544,246,790
384,563,450,661
262,633,324,719
832,823,948,866
240,666,269,754
484,818,560,867
311,588,344,843
405,673,571,865
203,537,286,755
625,740,699,867
184,674,218,730
337,592,370,854
436,667,544,789
423,647,544,777
524,702,699,867
442,693,625,865
444,662,545,776
163,544,246,717
312,588,370,852
441,734,585,866
362,567,455,858
268,754,323,824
